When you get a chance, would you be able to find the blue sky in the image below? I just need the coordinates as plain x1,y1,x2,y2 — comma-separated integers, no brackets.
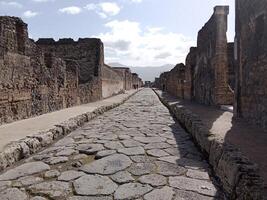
0,0,235,66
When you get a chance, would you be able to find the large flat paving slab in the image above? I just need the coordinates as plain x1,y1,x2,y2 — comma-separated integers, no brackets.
0,90,137,151
0,88,224,199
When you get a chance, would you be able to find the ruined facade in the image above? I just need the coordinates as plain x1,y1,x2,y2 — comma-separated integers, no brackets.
102,64,124,98
194,6,233,105
165,63,185,99
235,0,267,128
113,67,133,90
184,47,197,100
0,16,142,124
132,73,143,89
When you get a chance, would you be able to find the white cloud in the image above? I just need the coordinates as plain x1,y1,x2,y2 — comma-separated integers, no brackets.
23,10,39,18
32,0,54,2
59,6,82,15
130,0,143,3
0,1,23,8
84,2,121,19
95,20,195,66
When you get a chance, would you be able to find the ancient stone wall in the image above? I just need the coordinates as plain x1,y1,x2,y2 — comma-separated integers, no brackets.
132,73,142,89
194,6,234,105
0,17,76,124
184,47,197,100
36,38,103,103
165,63,185,99
102,64,124,98
113,67,133,90
235,0,267,128
227,43,235,90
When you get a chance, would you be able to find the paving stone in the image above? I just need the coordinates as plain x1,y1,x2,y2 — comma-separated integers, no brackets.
95,150,116,159
169,176,217,197
128,162,156,176
100,134,118,140
118,135,131,140
76,144,105,155
186,169,210,180
156,161,187,176
176,158,209,170
58,170,85,181
13,176,43,187
81,154,132,175
114,183,153,200
110,171,134,184
68,197,113,200
73,175,118,196
44,156,68,165
138,174,167,186
104,141,124,150
118,147,145,156
0,181,11,191
157,156,179,164
147,149,169,157
44,170,61,178
144,142,171,150
0,162,50,181
144,186,175,200
130,155,156,163
29,181,72,199
30,197,48,200
54,138,75,147
0,188,28,200
56,148,77,156
174,189,214,200
164,148,184,156
133,136,166,144
121,139,143,147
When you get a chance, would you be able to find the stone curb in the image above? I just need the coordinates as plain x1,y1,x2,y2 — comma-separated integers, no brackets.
0,90,140,172
153,89,263,200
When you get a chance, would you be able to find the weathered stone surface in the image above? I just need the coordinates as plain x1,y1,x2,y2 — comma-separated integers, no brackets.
44,156,68,165
104,141,124,150
118,147,145,156
30,196,48,200
110,171,134,184
114,183,153,200
147,149,169,157
81,154,132,175
73,175,118,196
0,188,28,200
29,181,72,199
0,162,50,181
128,162,156,176
156,161,187,176
58,170,85,181
13,176,43,187
144,186,175,200
121,140,143,147
138,174,167,186
130,156,156,163
68,196,112,200
133,137,166,144
157,156,179,164
144,142,171,150
95,150,116,159
44,170,61,178
186,169,210,180
169,176,217,196
174,189,213,200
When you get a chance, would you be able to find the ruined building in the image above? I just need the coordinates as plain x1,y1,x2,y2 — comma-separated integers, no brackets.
156,6,235,106
235,0,267,129
0,16,142,124
193,6,234,105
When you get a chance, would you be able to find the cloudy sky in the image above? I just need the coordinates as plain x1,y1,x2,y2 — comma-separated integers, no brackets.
0,0,235,66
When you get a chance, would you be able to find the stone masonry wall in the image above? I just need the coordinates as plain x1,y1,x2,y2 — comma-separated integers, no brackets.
235,0,267,129
0,17,78,124
165,63,185,99
36,38,103,103
113,67,133,90
184,47,197,100
102,64,124,98
194,6,234,105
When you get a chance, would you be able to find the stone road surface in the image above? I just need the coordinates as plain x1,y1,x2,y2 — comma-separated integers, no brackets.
0,89,225,200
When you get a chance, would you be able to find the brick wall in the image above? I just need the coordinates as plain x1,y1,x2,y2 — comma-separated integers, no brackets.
235,0,267,129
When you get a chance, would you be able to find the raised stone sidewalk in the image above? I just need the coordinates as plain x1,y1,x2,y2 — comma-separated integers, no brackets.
154,89,264,199
0,90,138,171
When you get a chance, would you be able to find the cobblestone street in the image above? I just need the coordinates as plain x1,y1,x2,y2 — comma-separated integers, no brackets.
0,89,224,200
